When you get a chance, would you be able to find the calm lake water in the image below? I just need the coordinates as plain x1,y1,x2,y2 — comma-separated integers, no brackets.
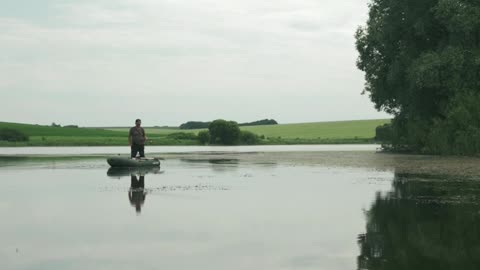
0,144,379,156
1,146,480,270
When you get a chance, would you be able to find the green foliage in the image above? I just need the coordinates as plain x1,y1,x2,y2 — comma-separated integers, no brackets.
208,119,241,145
0,128,29,142
179,121,211,130
197,130,211,145
239,130,259,145
356,0,480,155
375,123,392,142
425,92,480,155
238,119,278,127
180,119,278,129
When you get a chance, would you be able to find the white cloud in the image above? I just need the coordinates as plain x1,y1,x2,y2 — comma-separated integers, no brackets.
0,0,389,126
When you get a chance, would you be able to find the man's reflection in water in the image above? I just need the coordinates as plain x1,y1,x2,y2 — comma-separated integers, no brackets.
107,166,162,215
129,174,146,214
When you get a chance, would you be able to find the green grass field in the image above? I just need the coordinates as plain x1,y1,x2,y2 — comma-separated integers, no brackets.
0,119,391,146
0,122,196,146
107,127,185,135
0,122,126,137
111,119,390,139
241,119,390,140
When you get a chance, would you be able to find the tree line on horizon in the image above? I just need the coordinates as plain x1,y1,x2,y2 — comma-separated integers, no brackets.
179,119,278,130
357,0,480,155
0,128,29,142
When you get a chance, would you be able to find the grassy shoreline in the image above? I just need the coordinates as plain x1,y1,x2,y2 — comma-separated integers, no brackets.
0,138,376,147
0,119,388,147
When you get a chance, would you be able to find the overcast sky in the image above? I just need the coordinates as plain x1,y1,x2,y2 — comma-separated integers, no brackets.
0,0,389,126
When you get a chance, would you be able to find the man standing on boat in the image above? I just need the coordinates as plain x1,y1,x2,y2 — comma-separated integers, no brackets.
129,119,147,158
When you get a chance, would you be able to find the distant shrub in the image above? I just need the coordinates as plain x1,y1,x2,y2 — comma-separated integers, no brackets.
239,130,260,145
63,125,79,128
51,122,61,127
238,119,278,127
166,132,198,140
197,130,210,145
0,128,29,142
209,119,241,145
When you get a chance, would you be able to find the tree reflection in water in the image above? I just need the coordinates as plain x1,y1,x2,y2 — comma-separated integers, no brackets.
358,173,480,270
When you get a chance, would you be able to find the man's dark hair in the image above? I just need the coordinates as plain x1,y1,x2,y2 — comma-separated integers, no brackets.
135,119,141,123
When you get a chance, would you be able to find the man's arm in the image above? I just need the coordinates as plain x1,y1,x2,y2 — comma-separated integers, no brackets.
143,128,148,141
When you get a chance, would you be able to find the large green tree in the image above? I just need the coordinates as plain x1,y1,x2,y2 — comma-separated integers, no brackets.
208,119,241,145
356,0,480,154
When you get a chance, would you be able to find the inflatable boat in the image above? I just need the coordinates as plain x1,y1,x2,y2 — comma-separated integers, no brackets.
107,156,161,168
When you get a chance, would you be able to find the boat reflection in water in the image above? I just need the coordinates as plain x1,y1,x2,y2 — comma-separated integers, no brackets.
107,167,162,215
